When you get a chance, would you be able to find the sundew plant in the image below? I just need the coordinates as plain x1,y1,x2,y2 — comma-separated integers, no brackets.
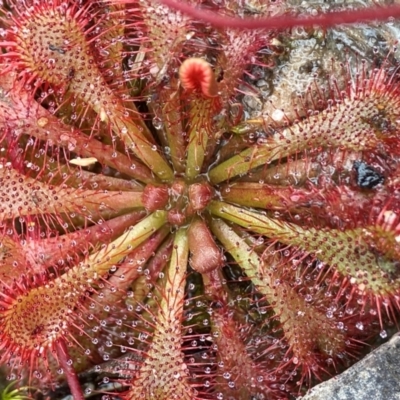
1,0,400,399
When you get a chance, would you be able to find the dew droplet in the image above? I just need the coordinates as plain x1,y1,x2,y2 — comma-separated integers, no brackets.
152,116,163,129
355,321,364,330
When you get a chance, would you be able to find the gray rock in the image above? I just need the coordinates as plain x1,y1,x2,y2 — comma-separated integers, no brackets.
299,334,400,400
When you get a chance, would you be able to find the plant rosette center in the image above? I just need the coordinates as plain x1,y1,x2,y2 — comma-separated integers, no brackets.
142,179,214,226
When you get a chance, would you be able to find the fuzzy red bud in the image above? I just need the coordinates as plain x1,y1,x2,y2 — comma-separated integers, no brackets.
142,184,169,211
188,218,223,273
188,182,213,211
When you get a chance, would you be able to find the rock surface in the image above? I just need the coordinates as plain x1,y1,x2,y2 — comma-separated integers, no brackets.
299,334,400,400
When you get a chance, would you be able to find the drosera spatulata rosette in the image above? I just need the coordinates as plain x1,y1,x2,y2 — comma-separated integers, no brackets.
0,0,400,399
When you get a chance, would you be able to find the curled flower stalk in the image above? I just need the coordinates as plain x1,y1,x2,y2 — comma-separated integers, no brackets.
0,0,400,399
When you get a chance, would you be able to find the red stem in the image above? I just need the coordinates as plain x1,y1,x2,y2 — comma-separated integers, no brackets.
55,340,85,400
159,0,400,30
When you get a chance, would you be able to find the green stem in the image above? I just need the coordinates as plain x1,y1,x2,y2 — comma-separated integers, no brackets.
210,217,346,366
11,6,174,182
161,227,189,311
1,212,168,365
185,99,213,180
210,218,266,289
102,100,174,182
0,75,156,184
158,79,186,173
128,227,193,400
91,226,171,318
209,94,392,184
209,201,400,295
88,210,167,275
130,233,174,305
0,165,144,220
220,182,290,209
30,212,145,270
